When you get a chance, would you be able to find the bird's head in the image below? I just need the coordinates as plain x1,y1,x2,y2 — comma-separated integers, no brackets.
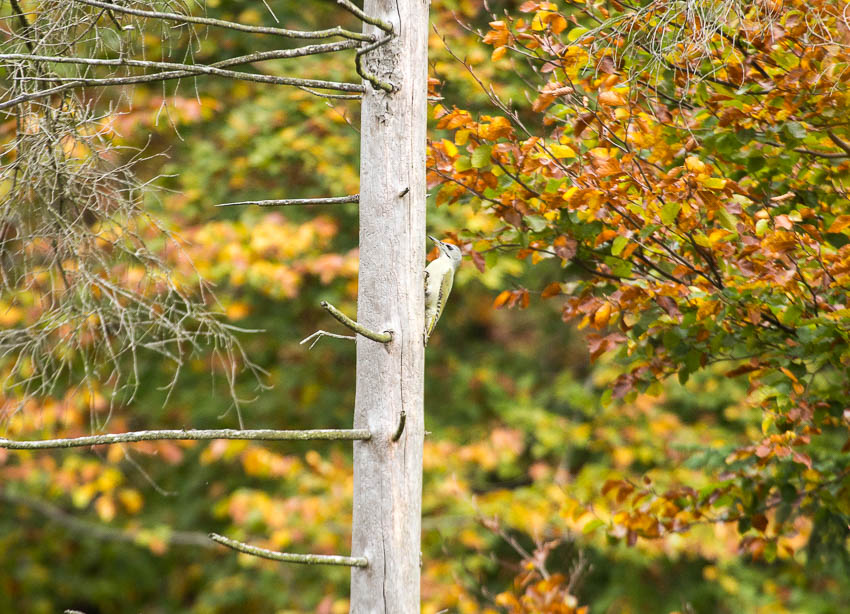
429,235,463,267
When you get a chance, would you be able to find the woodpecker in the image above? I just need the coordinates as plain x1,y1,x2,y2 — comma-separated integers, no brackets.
424,235,462,346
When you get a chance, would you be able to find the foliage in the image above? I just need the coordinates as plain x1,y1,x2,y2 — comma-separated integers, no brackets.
428,0,850,609
3,0,850,613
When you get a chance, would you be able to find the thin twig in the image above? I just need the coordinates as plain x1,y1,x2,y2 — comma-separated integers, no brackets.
209,533,368,567
334,0,394,33
300,330,356,349
71,0,375,41
0,428,372,449
216,195,359,208
320,301,393,343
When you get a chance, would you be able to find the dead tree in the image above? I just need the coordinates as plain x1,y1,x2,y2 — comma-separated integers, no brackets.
0,1,428,611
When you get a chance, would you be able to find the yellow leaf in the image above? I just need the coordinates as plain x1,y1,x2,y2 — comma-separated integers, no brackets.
685,156,706,173
95,495,117,522
491,46,507,61
700,177,727,190
550,143,577,159
118,488,144,514
442,138,458,157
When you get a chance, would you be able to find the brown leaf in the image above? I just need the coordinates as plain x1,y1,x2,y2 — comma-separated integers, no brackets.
752,513,768,532
553,235,577,261
541,282,562,298
596,55,616,75
471,250,486,273
573,113,595,139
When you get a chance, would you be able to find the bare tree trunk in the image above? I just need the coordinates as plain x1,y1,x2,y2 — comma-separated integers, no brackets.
350,0,428,611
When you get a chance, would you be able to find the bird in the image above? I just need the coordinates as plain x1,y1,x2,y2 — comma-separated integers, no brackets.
424,235,462,346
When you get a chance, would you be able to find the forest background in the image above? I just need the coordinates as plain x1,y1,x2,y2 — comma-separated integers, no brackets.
1,0,849,613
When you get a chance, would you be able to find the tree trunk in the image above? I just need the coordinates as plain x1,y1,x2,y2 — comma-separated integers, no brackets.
350,0,428,611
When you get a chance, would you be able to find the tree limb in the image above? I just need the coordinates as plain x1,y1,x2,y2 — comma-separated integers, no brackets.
71,0,375,42
0,428,371,449
0,489,216,549
209,533,368,567
320,301,393,343
216,195,359,208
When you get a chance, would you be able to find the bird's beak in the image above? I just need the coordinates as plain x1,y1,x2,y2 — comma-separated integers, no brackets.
428,235,439,244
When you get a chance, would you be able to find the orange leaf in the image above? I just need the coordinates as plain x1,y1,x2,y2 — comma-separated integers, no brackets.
828,215,850,233
593,302,612,327
598,90,627,106
493,290,512,308
541,282,562,298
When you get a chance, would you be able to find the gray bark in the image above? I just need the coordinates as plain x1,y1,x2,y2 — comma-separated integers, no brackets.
350,0,428,611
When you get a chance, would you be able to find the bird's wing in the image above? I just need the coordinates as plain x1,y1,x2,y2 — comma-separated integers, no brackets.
425,267,453,340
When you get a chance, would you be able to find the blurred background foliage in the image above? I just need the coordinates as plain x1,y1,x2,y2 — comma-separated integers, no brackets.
1,1,848,613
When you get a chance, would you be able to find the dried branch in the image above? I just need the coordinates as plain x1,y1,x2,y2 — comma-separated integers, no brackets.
300,330,356,349
333,0,394,33
0,489,215,549
355,33,395,92
391,410,406,442
0,428,371,449
0,43,365,112
320,301,393,343
209,533,368,567
216,195,359,208
71,0,375,42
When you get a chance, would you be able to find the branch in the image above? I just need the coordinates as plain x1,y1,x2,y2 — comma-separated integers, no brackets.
0,41,360,68
209,533,368,567
300,329,356,349
827,130,850,156
0,489,216,549
11,67,364,93
333,0,393,33
0,45,365,112
355,33,395,92
0,428,372,449
391,410,406,442
320,301,393,343
71,0,375,42
216,195,359,208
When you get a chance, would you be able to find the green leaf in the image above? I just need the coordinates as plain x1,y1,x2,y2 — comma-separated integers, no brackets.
582,518,605,534
716,208,738,233
611,235,628,256
660,202,681,225
471,145,492,168
525,215,548,232
454,156,472,171
566,27,588,42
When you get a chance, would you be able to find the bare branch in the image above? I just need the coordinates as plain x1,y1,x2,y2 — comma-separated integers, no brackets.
216,195,359,208
0,428,372,449
333,0,394,33
320,301,393,343
209,533,368,567
0,489,215,549
71,0,375,42
355,33,395,92
300,330,356,349
0,41,360,69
